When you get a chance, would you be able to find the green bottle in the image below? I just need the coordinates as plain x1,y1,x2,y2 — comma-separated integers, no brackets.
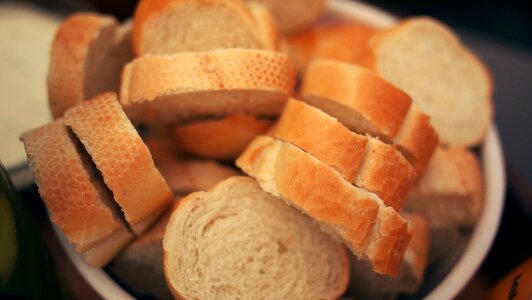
0,162,70,299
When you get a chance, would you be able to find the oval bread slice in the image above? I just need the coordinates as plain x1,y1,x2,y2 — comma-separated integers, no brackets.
301,59,438,174
48,13,133,119
273,99,415,211
237,136,411,275
63,92,173,235
365,17,493,146
163,176,349,299
20,121,134,266
120,49,295,124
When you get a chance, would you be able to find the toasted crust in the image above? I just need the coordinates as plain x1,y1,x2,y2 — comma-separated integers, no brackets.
63,93,173,234
237,136,411,275
301,59,438,174
365,17,493,146
173,114,273,160
286,22,376,72
119,49,296,124
273,99,414,210
133,0,263,56
402,213,429,283
48,13,114,119
163,176,350,299
20,121,130,253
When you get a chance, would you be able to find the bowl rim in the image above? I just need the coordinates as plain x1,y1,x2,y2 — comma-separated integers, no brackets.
52,1,506,299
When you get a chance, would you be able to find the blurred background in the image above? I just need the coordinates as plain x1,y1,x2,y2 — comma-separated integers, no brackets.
0,0,530,298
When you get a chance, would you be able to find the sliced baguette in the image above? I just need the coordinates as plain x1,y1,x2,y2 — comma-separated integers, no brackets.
286,22,376,72
301,59,438,174
348,212,429,299
20,121,134,266
48,13,133,119
163,176,349,299
236,136,411,275
365,17,493,146
173,114,273,160
119,49,296,124
273,99,414,210
157,159,240,195
405,146,484,229
132,0,265,56
247,2,280,51
63,93,173,234
244,0,327,34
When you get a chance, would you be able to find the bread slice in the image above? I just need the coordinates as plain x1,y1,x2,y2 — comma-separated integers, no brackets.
244,0,326,34
20,121,134,266
132,0,267,56
63,93,173,235
48,13,133,119
247,2,280,51
157,159,240,195
173,114,273,160
236,136,411,275
301,59,438,174
108,202,177,300
119,49,296,124
286,22,376,72
364,17,493,146
405,146,484,229
348,213,429,299
273,99,414,210
163,176,349,299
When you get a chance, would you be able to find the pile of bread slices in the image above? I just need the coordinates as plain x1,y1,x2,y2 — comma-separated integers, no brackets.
21,0,492,299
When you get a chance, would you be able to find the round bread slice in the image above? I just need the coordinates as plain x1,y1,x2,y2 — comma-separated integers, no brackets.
132,0,265,56
173,114,273,160
273,99,415,211
20,121,134,266
163,176,349,299
365,17,493,146
63,92,173,235
301,59,438,174
236,136,411,275
243,0,326,34
247,2,280,51
119,49,295,124
48,13,133,119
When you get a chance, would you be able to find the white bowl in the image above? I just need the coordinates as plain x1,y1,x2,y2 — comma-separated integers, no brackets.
52,1,506,299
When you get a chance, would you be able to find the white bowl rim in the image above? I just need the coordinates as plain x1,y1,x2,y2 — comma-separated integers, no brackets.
52,1,506,299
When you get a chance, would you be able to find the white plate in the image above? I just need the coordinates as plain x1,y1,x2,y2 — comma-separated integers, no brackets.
52,1,506,299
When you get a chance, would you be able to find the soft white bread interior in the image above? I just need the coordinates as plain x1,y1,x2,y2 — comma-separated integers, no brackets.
246,2,281,51
366,17,493,146
405,146,484,229
163,176,349,299
272,99,415,211
244,0,327,34
173,114,273,160
119,49,295,124
63,93,173,235
236,135,411,275
301,59,438,175
108,202,177,300
348,213,429,299
48,13,133,119
20,121,134,266
132,0,266,56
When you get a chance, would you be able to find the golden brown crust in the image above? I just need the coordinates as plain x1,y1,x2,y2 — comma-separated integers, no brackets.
237,136,410,275
301,60,412,138
48,13,115,119
20,121,128,252
63,93,173,234
273,99,368,182
173,114,273,160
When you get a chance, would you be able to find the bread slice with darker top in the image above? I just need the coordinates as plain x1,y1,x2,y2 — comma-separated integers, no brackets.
63,92,173,235
48,13,133,119
20,121,134,266
163,176,349,299
237,136,411,275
